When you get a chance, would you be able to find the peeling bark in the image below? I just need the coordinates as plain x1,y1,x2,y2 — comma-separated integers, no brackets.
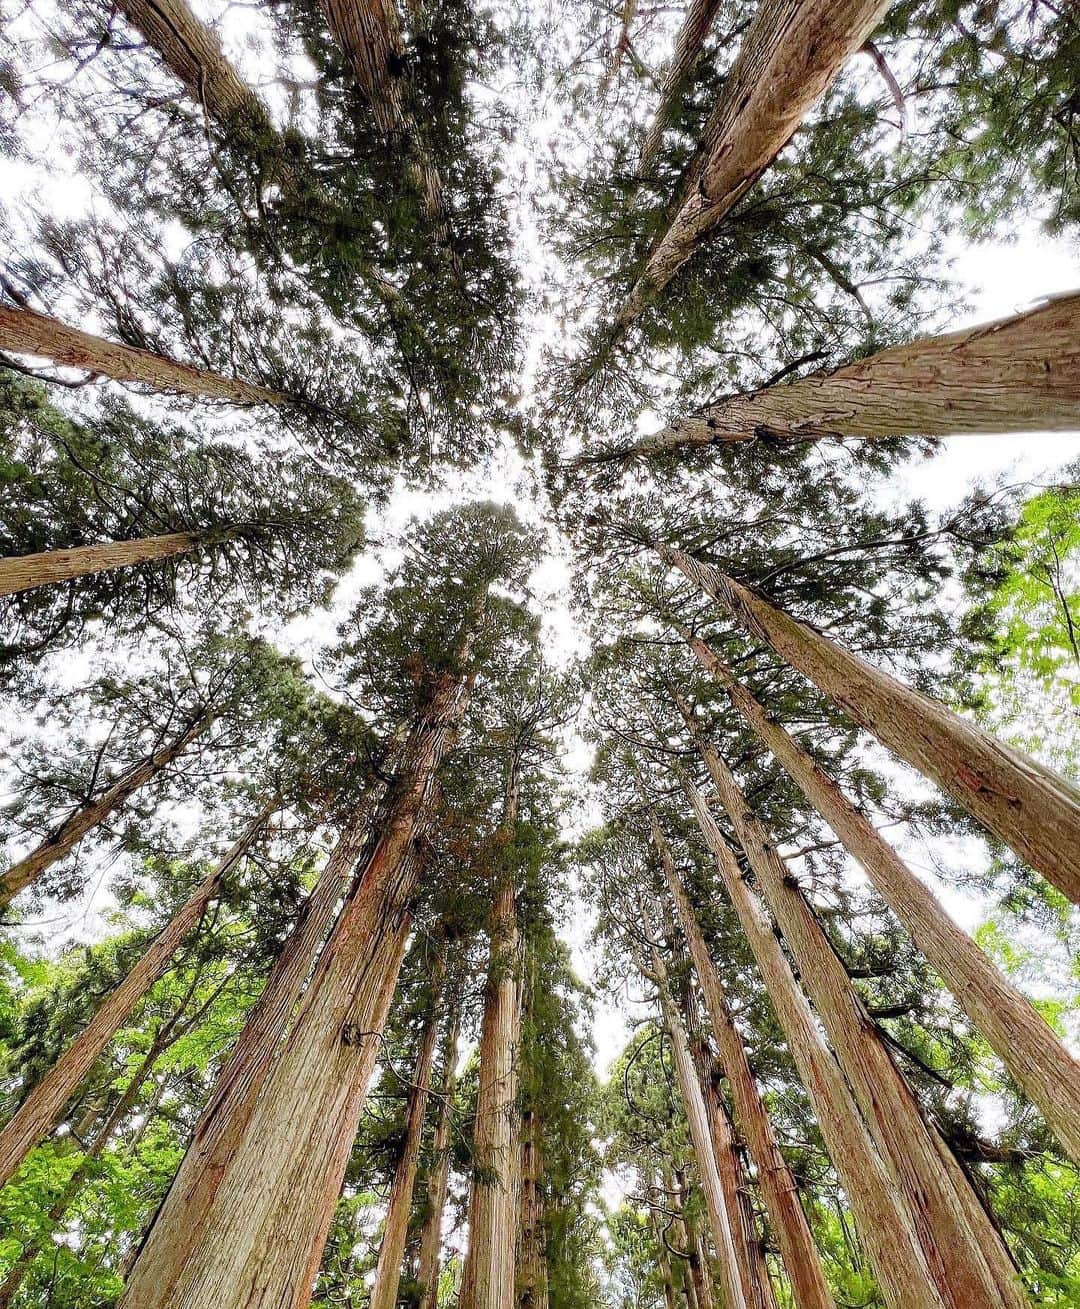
0,305,281,406
615,0,889,328
0,808,271,1190
631,292,1080,455
661,545,1080,904
688,634,1080,1163
1,714,211,909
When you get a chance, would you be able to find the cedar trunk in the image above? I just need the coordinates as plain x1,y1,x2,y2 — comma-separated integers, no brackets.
662,545,1080,903
122,666,471,1309
517,1104,549,1309
0,809,270,1189
0,532,207,598
615,0,889,328
638,0,725,171
368,944,448,1309
1,715,210,908
691,634,1080,1162
416,1001,462,1309
634,292,1080,455
680,770,949,1309
642,798,836,1309
0,305,280,406
683,715,1025,1309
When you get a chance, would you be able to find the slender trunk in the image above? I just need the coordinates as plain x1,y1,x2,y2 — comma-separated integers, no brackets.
688,634,1080,1161
631,291,1080,456
680,713,1025,1309
615,0,888,329
672,1168,711,1309
1,714,210,908
662,546,1080,903
0,808,270,1190
517,1103,548,1309
0,305,280,406
642,798,836,1309
122,664,472,1309
459,878,522,1309
652,1204,680,1309
679,767,948,1309
416,1000,462,1309
0,532,212,599
369,942,448,1309
641,928,750,1309
638,0,725,171
0,1031,167,1309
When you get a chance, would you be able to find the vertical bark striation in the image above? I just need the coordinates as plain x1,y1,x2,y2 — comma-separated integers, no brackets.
416,1000,462,1309
662,545,1080,904
0,532,209,599
0,305,280,406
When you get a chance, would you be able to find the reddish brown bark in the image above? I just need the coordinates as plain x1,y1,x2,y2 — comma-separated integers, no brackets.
615,0,889,328
631,292,1080,456
1,715,211,909
661,545,1080,904
680,710,1025,1309
0,305,280,406
0,808,270,1190
416,1001,462,1309
687,633,1080,1162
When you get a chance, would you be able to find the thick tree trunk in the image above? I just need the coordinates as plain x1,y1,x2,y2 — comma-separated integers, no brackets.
680,769,949,1309
416,1000,462,1309
641,797,836,1309
681,713,1025,1309
0,808,270,1190
0,305,280,406
615,0,889,328
459,875,522,1309
122,664,471,1309
688,634,1080,1162
638,0,725,172
369,942,448,1309
0,532,211,599
661,546,1080,904
643,932,750,1309
1,714,210,909
632,292,1080,455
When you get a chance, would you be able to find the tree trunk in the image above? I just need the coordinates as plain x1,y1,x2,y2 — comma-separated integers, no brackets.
459,866,523,1308
614,0,889,329
517,1103,549,1309
688,634,1080,1162
637,0,725,172
640,794,836,1309
1,714,211,909
679,768,949,1309
652,1202,681,1309
0,532,213,599
661,545,1080,904
122,664,472,1309
0,808,270,1190
672,1167,712,1309
642,929,750,1309
369,941,448,1309
680,713,1025,1309
0,305,280,406
416,999,462,1309
631,291,1080,455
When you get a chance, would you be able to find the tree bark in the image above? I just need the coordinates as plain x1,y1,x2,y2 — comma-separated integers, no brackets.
614,0,889,329
641,927,750,1309
0,305,280,406
637,0,725,172
688,633,1080,1162
640,796,836,1309
122,663,472,1309
679,768,949,1309
517,1102,549,1309
1,714,211,909
680,712,1025,1309
0,532,211,599
0,808,271,1190
459,763,524,1309
631,291,1080,455
369,941,448,1309
661,545,1080,904
416,999,462,1309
